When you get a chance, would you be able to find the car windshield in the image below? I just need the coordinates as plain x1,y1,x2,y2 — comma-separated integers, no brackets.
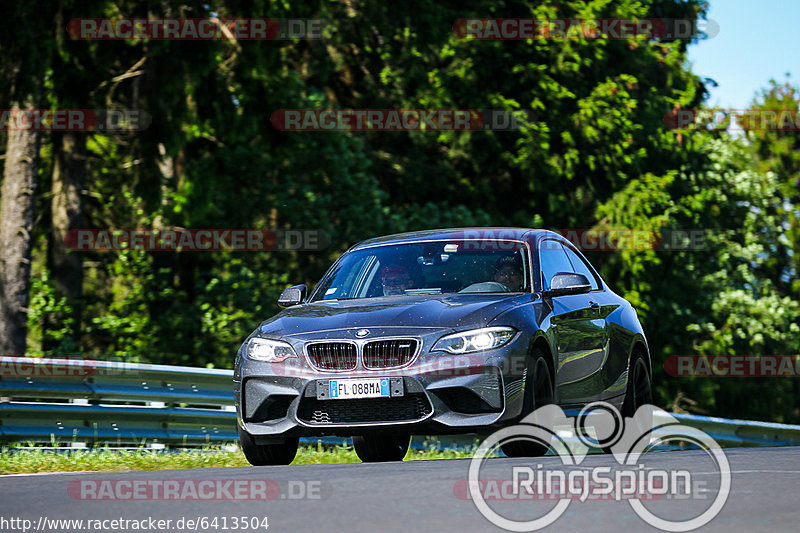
310,240,530,301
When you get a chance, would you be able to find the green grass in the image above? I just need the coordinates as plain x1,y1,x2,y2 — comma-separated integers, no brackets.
0,443,478,474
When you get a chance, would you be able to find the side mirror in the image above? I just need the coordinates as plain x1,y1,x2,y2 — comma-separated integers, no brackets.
543,273,591,298
278,284,307,308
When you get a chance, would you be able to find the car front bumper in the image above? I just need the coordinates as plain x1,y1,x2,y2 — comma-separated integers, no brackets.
234,327,529,440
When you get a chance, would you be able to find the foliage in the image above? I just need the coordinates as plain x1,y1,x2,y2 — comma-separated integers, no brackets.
4,0,798,423
26,267,78,355
597,136,800,422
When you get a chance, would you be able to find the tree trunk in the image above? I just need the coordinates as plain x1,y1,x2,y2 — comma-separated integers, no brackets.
0,101,42,354
46,131,86,347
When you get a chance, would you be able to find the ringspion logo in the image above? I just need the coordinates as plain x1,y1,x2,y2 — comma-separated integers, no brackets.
467,403,730,531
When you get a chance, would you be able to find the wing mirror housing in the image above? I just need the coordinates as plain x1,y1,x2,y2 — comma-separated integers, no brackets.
543,273,591,298
278,284,307,307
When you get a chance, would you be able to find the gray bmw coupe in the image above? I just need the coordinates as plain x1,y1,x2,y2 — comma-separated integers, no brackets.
234,228,652,464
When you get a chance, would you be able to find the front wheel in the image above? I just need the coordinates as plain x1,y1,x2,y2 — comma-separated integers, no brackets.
353,434,410,462
238,426,299,466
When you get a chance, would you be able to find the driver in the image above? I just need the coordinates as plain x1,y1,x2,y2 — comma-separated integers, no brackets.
381,265,414,296
493,254,523,291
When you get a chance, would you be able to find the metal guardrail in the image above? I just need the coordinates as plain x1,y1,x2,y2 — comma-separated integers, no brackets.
2,357,799,449
668,412,800,447
0,357,236,446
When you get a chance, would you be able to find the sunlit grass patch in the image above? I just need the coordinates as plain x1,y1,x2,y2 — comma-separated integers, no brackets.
0,442,478,474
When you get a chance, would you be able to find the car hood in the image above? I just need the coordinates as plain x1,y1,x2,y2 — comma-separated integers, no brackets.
257,293,530,337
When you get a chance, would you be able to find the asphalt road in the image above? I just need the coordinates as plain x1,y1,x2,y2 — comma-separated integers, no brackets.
0,446,798,532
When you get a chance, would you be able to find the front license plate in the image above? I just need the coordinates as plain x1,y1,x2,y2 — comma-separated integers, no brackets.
326,378,391,400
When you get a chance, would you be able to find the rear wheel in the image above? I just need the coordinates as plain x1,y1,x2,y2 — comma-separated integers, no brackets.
501,351,554,458
600,349,653,454
353,434,410,462
622,350,653,417
238,426,298,466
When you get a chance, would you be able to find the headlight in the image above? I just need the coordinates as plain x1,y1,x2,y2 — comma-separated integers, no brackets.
432,327,517,354
246,338,297,362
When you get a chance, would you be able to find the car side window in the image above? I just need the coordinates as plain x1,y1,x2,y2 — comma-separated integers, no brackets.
539,240,574,290
562,245,601,290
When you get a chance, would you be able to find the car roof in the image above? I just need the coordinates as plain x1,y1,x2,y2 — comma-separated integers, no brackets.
350,227,560,250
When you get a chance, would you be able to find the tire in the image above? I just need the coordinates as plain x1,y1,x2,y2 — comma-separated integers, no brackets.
622,349,653,417
352,434,410,462
501,351,554,458
600,349,653,454
238,425,299,466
